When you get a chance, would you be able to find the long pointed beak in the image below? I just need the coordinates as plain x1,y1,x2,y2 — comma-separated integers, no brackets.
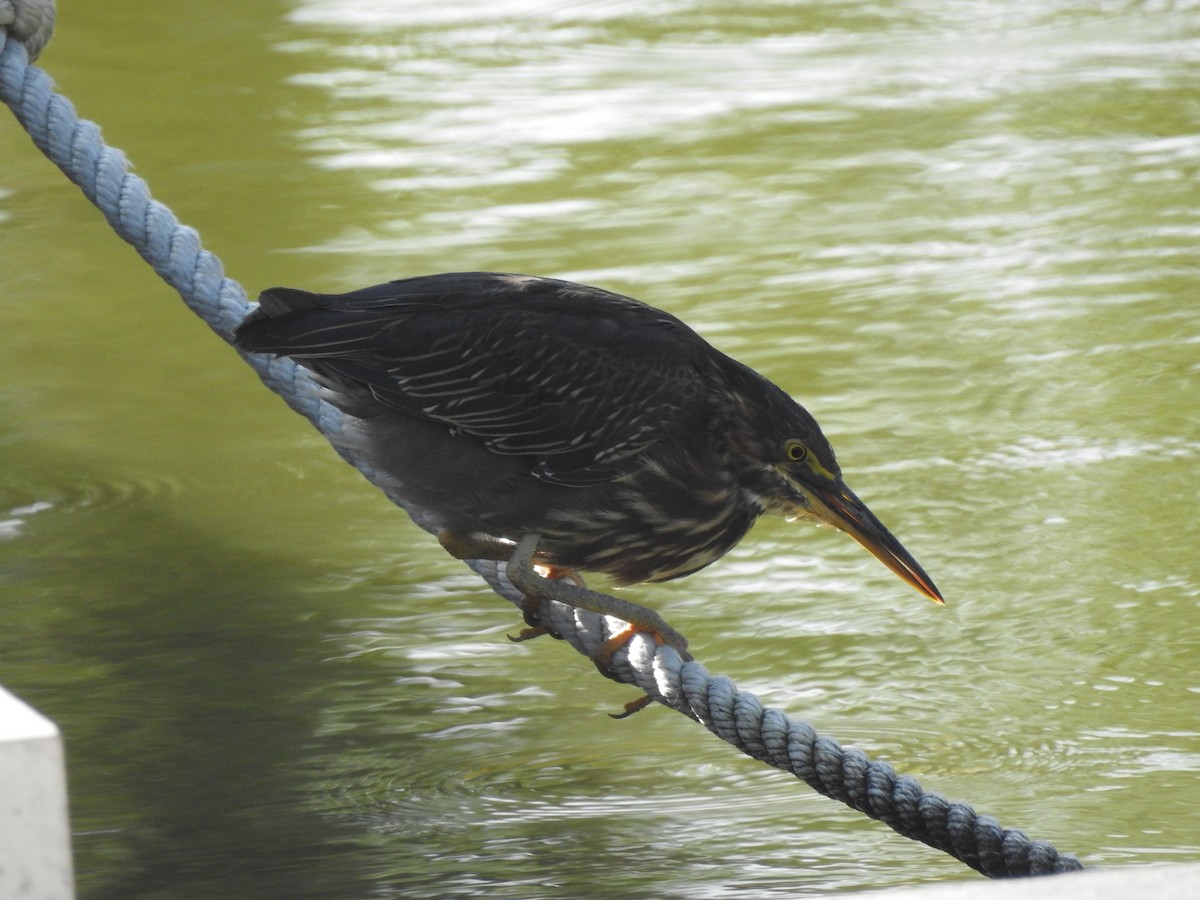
800,480,944,604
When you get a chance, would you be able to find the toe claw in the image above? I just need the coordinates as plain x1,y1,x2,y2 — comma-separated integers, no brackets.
507,626,551,643
609,694,655,719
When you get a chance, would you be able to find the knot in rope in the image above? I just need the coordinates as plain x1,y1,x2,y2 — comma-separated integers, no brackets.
0,0,54,60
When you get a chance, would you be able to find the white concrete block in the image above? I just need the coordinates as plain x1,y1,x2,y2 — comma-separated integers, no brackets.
840,860,1200,900
0,686,75,900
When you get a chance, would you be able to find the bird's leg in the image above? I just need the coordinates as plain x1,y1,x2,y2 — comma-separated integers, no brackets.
508,560,588,643
504,534,692,674
437,530,514,562
438,530,585,639
437,529,586,587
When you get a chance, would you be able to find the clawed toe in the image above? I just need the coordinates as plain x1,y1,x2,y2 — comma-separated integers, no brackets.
609,693,655,719
507,625,556,643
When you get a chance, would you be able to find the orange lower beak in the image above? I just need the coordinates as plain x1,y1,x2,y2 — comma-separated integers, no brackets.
802,480,943,604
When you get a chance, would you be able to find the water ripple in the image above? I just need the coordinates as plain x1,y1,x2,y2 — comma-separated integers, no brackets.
973,434,1197,472
0,471,185,539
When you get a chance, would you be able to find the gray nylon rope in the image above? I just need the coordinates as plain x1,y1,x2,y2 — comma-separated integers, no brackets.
1,11,1085,879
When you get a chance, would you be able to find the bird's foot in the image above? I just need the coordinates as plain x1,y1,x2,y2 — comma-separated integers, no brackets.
507,564,587,642
504,534,692,671
593,622,671,671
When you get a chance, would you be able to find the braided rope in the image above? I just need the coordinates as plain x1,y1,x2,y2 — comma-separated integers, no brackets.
1,15,1085,878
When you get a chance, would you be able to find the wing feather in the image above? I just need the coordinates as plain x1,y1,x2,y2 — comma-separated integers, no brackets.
235,272,716,486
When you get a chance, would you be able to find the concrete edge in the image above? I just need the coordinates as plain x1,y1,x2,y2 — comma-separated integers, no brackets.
0,685,75,900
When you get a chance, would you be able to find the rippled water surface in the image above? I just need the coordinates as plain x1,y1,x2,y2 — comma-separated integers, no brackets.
2,1,1198,897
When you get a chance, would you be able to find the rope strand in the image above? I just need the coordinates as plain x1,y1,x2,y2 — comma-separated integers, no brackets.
0,17,1084,878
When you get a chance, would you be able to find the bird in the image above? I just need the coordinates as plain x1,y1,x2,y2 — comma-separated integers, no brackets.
234,272,942,659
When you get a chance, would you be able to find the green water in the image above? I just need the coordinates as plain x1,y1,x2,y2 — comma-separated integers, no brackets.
2,1,1198,897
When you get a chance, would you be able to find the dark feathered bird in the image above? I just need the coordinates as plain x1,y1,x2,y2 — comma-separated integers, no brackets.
235,272,941,641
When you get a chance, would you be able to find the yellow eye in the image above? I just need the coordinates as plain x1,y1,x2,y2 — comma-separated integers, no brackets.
785,440,809,462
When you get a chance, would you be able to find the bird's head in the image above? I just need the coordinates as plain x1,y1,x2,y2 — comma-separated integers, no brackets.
734,376,943,605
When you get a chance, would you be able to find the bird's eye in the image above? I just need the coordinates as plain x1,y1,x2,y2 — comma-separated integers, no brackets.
785,439,809,462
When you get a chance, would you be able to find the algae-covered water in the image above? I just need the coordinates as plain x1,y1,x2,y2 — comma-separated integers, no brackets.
1,2,1198,897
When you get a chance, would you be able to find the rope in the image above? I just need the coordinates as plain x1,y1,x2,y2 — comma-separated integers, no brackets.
1,8,1085,879
0,0,53,61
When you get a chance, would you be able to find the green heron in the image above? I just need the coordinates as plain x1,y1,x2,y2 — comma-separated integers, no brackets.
235,272,942,657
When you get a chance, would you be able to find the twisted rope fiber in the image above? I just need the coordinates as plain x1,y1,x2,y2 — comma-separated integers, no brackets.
0,21,1085,878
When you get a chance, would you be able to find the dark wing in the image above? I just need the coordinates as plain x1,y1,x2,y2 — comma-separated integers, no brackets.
235,272,718,486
